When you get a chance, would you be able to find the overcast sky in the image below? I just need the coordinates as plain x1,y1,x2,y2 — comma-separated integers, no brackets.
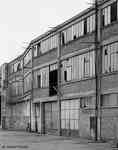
0,0,90,65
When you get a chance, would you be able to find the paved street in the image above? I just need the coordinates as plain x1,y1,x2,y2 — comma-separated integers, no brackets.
0,130,114,150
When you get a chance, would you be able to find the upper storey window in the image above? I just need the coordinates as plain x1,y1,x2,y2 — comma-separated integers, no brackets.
33,43,41,57
62,50,95,82
24,50,31,66
40,35,58,54
34,66,49,89
61,14,95,45
102,0,118,27
102,42,118,73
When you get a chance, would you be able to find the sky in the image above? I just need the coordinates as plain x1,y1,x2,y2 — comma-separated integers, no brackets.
0,0,90,65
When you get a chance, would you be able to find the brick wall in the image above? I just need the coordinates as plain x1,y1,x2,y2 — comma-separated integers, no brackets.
61,79,95,96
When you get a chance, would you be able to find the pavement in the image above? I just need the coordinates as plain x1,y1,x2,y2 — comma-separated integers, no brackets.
0,129,115,150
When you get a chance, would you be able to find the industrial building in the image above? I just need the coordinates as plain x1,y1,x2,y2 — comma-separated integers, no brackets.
1,0,118,140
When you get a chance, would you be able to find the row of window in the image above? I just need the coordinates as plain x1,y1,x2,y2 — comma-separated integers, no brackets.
10,41,118,76
9,0,118,72
62,14,95,45
33,35,58,57
10,61,22,74
9,40,118,93
33,51,95,90
41,35,58,54
10,50,32,74
32,14,95,57
24,73,32,92
32,41,118,86
32,0,118,55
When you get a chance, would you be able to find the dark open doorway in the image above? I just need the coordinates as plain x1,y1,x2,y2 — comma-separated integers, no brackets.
49,70,58,96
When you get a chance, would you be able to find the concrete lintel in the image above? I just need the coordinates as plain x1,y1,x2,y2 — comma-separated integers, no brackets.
33,90,95,103
33,96,57,103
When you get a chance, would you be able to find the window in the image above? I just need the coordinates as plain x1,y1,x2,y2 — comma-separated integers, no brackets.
78,20,84,36
63,59,72,82
44,102,58,131
102,42,118,73
37,75,41,88
102,6,111,26
17,62,22,71
62,50,95,82
14,63,18,72
102,1,118,27
61,32,65,45
73,23,79,40
49,64,58,96
87,14,95,33
24,50,31,66
11,81,22,96
61,100,79,131
90,116,96,130
111,1,117,22
34,67,49,89
33,46,38,57
83,53,90,77
80,97,89,108
84,18,87,35
10,65,14,73
64,70,67,81
41,67,49,88
24,73,31,92
80,96,94,108
41,35,58,53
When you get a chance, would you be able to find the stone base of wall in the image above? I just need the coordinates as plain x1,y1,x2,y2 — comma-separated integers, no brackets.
3,116,30,131
101,108,118,140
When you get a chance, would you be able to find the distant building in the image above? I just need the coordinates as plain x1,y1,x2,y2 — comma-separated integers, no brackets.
1,0,118,140
0,63,8,129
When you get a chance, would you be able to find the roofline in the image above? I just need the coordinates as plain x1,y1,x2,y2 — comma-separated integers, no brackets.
30,6,94,44
31,0,111,44
8,0,110,65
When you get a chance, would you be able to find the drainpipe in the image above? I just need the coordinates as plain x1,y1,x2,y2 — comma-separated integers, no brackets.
29,47,33,132
57,32,61,136
95,0,99,141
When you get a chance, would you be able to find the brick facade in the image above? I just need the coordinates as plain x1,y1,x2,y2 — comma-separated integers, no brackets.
1,0,118,140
